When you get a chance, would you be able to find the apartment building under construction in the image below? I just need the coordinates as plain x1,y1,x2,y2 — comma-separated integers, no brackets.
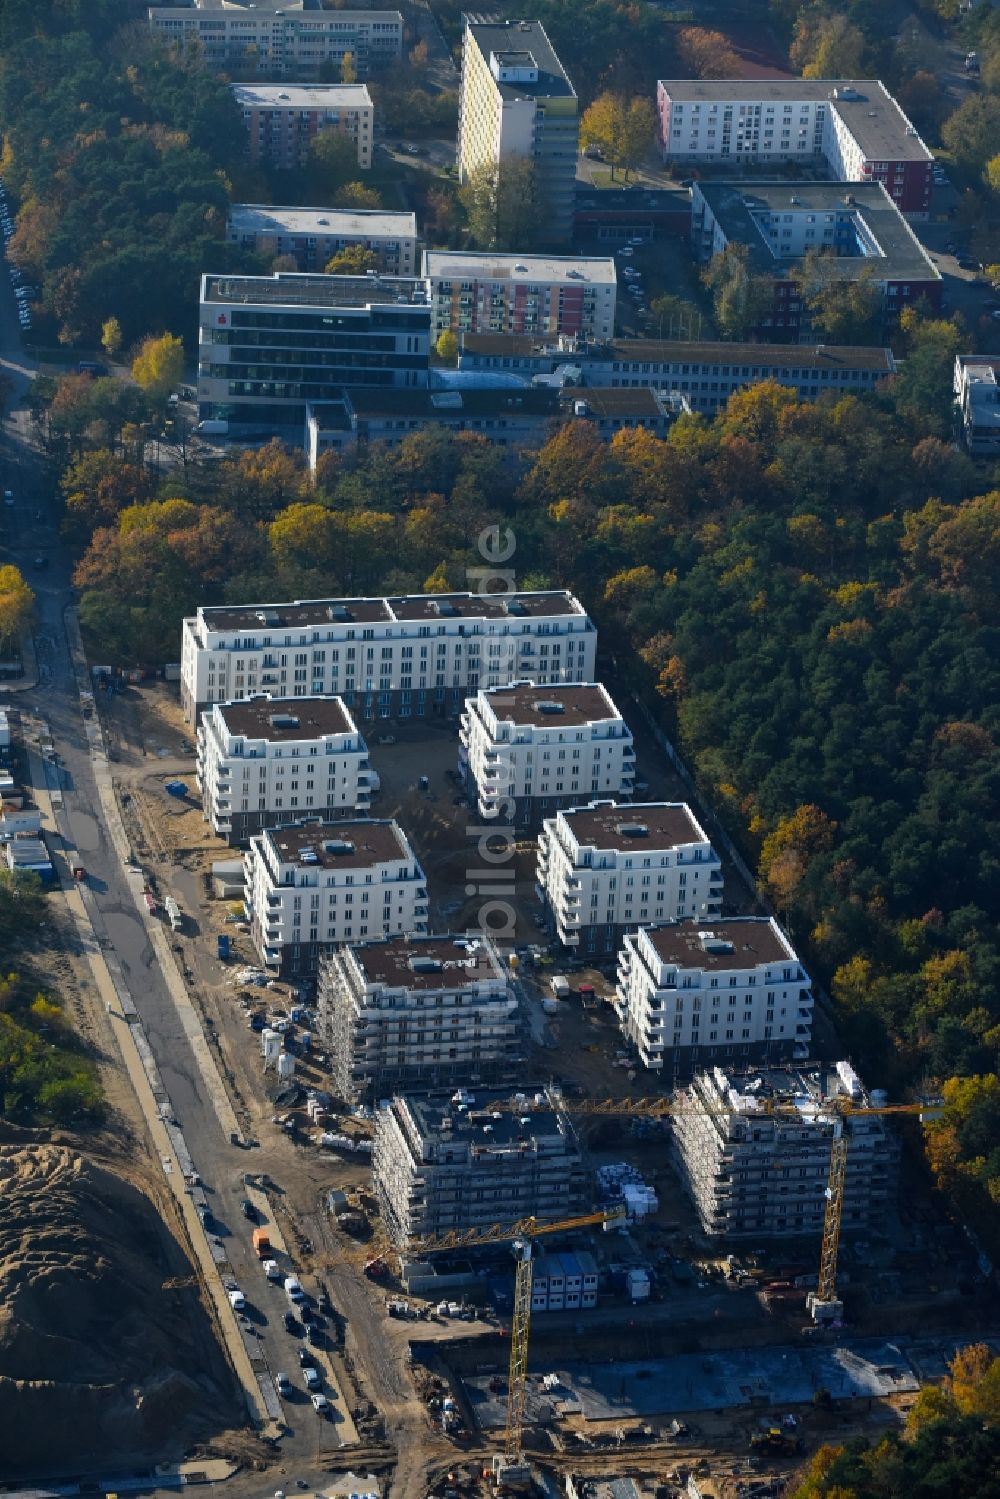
374,1087,586,1246
671,1061,899,1240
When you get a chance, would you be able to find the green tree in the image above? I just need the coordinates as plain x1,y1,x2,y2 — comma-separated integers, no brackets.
309,127,359,193
459,158,541,250
790,14,866,78
794,252,882,345
701,244,773,340
131,332,184,402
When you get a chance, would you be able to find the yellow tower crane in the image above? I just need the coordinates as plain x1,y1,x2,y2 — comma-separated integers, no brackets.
412,1204,627,1486
407,1088,942,1477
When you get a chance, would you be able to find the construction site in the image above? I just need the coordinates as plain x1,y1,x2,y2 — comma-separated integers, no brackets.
6,676,997,1499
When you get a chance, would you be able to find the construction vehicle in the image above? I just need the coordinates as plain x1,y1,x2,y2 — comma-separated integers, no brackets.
750,1426,803,1456
412,1203,626,1488
252,1227,272,1259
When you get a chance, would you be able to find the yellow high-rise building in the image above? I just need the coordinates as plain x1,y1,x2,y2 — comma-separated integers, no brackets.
457,18,578,244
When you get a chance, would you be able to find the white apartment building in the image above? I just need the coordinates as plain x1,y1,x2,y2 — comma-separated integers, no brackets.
954,355,1000,456
234,83,373,171
671,1061,899,1241
656,79,932,217
149,1,403,79
227,204,420,276
196,694,371,844
180,590,597,724
424,251,616,342
615,917,813,1079
244,818,426,976
318,934,522,1103
460,682,634,831
537,800,722,955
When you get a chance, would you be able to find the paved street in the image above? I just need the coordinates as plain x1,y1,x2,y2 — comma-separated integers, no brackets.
0,266,344,1470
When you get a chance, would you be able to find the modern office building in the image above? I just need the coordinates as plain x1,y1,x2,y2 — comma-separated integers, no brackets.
227,205,420,276
424,251,616,342
615,917,813,1077
460,682,635,830
196,694,371,843
691,180,941,340
149,1,403,80
954,355,1000,456
537,801,722,955
456,333,896,412
671,1060,899,1240
318,934,522,1102
180,590,597,724
233,82,373,170
243,818,426,976
304,384,685,464
657,79,933,217
457,18,579,243
374,1087,586,1246
197,271,430,434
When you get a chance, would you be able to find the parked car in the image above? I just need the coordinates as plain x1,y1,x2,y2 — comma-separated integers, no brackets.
311,1393,329,1413
297,1348,315,1368
239,1197,257,1221
274,1371,291,1394
282,1310,299,1334
303,1366,321,1390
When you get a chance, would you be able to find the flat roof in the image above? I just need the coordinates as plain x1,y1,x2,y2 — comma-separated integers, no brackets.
705,1062,867,1110
263,818,412,870
228,204,418,240
214,695,354,741
348,387,560,419
458,331,894,372
201,271,428,311
424,251,616,287
232,83,373,110
696,180,939,282
559,387,665,418
402,1086,569,1146
196,590,586,634
659,78,931,160
481,681,622,729
348,935,505,990
467,19,575,100
558,801,710,851
641,918,793,970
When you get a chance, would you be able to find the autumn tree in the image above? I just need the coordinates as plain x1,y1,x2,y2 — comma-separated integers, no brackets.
676,28,742,79
131,332,184,402
61,450,155,538
435,330,459,366
580,93,654,181
100,317,122,360
334,181,383,210
759,804,837,912
340,51,357,84
0,564,35,647
790,13,865,78
324,243,379,275
459,158,541,251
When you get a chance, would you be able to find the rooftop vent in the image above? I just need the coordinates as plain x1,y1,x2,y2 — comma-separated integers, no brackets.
504,598,527,616
409,957,443,974
615,822,649,838
532,699,564,715
299,846,319,864
256,609,280,626
322,839,355,857
269,714,300,731
514,264,528,273
697,930,735,954
433,600,459,617
327,604,352,622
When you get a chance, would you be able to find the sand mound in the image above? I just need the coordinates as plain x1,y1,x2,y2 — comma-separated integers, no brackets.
0,1144,240,1475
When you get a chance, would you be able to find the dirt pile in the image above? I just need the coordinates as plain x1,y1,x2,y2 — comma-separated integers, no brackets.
0,1144,240,1476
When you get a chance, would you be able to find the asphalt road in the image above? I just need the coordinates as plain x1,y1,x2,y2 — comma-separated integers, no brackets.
0,268,337,1468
